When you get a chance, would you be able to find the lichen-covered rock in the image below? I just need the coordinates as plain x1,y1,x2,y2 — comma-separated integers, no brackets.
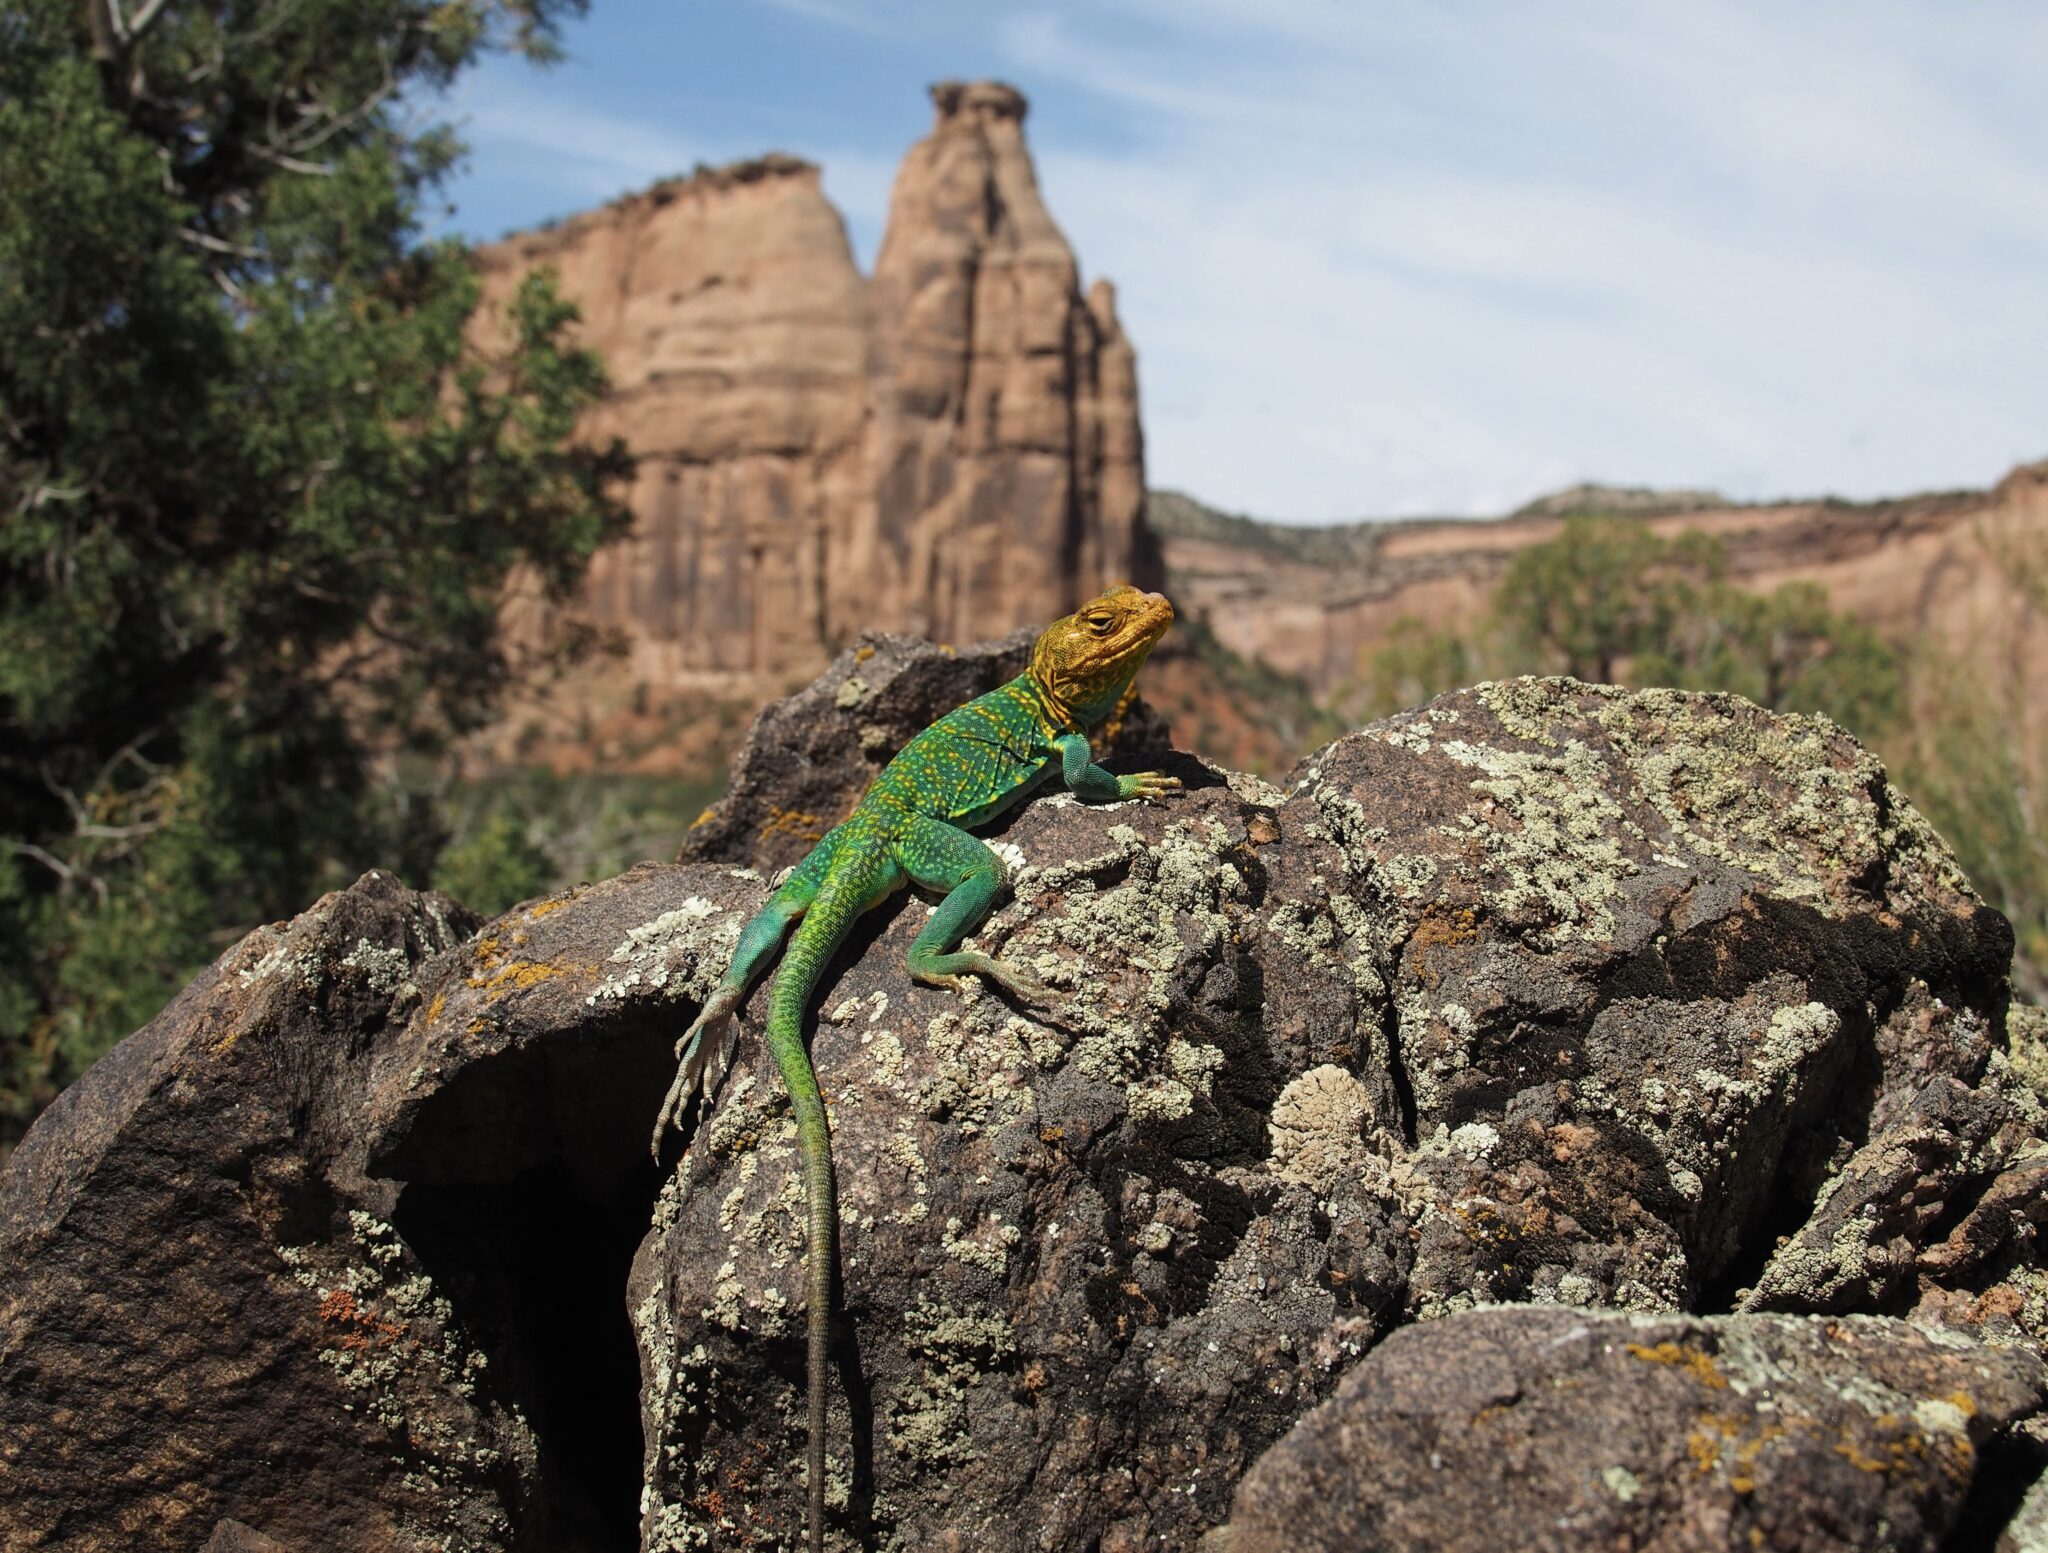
3,674,2041,1552
1252,682,2024,1331
1206,1306,2047,1553
676,625,1169,875
0,873,537,1552
632,679,2036,1550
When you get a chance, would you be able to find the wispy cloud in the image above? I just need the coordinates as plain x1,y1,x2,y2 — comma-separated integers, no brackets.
436,0,2048,520
451,78,706,198
995,0,2048,517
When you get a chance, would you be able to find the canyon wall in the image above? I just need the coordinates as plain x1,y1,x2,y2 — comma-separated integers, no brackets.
471,81,1154,689
1153,461,2048,701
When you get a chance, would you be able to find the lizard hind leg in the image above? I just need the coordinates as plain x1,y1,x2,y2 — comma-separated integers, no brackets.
650,860,824,1158
895,815,1051,1005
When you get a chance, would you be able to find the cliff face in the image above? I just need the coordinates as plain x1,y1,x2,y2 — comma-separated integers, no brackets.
1152,461,2048,702
472,82,1154,686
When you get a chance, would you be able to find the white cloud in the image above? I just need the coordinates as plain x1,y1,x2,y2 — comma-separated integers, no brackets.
450,77,706,199
994,0,2048,518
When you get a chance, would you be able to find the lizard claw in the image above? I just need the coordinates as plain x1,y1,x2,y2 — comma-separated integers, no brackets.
985,959,1054,1006
650,999,741,1160
1120,772,1183,804
912,953,1054,1007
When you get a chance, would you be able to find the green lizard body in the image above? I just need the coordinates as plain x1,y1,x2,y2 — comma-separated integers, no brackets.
651,586,1179,1552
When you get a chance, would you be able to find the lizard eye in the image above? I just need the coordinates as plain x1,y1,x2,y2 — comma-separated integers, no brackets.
1086,614,1114,634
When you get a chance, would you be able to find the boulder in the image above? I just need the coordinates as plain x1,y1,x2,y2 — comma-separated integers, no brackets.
1207,1306,2047,1553
3,675,2041,1552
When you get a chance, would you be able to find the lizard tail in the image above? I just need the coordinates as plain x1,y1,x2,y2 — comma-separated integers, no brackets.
764,876,868,1553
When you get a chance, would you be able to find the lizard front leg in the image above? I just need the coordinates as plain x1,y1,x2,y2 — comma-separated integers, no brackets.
895,815,1051,1004
1056,732,1182,804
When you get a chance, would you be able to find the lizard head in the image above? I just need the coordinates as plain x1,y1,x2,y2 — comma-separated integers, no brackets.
1029,585,1175,730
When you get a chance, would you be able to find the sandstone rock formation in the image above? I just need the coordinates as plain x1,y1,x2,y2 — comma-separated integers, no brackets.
471,82,1155,693
1152,459,2048,704
5,667,2044,1551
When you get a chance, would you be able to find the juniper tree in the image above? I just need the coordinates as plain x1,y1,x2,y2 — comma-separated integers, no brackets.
0,0,632,1144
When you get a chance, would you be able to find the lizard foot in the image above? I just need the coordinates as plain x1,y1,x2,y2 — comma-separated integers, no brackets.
913,951,1053,1006
1118,772,1183,803
650,993,741,1159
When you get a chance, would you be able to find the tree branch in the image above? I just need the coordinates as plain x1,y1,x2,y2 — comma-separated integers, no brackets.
124,0,173,46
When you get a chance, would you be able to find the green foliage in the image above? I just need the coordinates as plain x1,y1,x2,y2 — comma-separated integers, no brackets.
1349,618,1487,725
1890,654,2048,997
435,767,727,898
1498,516,1718,684
0,0,631,1149
1491,517,1898,737
431,811,557,919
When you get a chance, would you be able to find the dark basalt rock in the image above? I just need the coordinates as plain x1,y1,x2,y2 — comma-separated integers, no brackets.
2,674,2042,1553
1205,1305,2048,1553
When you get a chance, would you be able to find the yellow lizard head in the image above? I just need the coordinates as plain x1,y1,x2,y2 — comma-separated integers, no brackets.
1029,585,1175,730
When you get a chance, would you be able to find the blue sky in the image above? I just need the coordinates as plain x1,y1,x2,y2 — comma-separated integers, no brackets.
436,1,2048,522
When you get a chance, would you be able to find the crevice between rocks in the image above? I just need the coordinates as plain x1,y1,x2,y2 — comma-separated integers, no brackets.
1380,991,1419,1149
372,1005,683,1551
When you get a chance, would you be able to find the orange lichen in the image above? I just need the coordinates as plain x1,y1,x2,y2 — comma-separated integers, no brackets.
467,959,589,996
853,644,876,663
527,899,567,919
1410,904,1480,986
1727,1420,1785,1493
423,990,446,1026
760,806,826,844
688,805,720,831
318,1289,407,1353
1687,1430,1722,1473
1625,1341,1729,1389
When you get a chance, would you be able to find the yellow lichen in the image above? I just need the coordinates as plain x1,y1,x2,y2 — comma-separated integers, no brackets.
761,806,825,843
467,958,588,995
1625,1341,1729,1389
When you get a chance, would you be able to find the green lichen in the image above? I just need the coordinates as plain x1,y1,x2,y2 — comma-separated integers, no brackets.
588,896,741,1006
1438,735,1637,946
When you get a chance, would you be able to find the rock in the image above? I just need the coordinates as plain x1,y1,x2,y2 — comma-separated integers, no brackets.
475,153,870,681
4,674,2042,1551
202,1524,288,1553
0,874,545,1551
1151,459,2048,712
1208,1305,2047,1553
676,626,1171,875
853,81,1155,648
632,679,2032,1548
472,81,1156,689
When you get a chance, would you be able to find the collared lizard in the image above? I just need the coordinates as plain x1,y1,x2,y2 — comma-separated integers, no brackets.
651,585,1180,1551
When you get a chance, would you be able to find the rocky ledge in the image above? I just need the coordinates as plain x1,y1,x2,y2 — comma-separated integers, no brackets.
2,656,2043,1552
